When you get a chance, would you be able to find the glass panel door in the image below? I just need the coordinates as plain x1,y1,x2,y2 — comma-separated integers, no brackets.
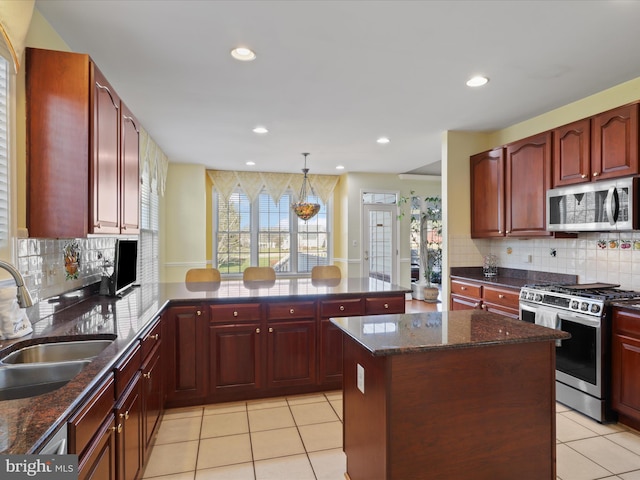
362,204,397,283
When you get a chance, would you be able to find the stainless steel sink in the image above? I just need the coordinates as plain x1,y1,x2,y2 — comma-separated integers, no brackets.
1,339,113,364
0,361,89,401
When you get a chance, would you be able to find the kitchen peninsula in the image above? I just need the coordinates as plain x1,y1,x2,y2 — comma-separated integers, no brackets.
0,277,409,459
332,310,569,480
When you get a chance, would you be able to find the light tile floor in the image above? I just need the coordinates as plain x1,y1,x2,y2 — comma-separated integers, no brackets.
142,391,640,480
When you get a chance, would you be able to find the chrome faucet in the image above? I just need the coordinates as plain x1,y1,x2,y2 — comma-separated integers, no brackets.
0,260,34,308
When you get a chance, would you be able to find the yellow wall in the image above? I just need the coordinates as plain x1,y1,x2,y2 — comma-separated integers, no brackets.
161,163,208,282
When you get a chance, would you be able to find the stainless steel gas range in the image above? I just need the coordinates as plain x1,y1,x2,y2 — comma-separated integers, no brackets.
519,283,640,423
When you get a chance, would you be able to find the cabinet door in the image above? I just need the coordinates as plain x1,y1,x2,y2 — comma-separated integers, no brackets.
78,415,117,480
209,321,263,398
91,65,121,234
142,343,163,456
319,319,344,386
592,104,639,181
553,118,591,187
25,47,90,238
120,102,140,234
267,319,317,388
505,132,552,237
164,306,208,406
470,148,505,238
612,310,640,423
115,374,142,480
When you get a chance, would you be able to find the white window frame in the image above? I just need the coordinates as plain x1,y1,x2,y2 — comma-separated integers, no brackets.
213,188,332,277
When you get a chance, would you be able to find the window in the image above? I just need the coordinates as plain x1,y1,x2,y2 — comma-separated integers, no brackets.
0,56,9,251
214,189,329,275
139,161,160,310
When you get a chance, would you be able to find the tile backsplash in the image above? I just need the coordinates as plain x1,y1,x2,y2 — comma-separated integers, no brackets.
16,237,118,303
450,231,640,291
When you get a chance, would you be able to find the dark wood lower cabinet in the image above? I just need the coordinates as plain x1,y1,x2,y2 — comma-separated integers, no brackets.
164,305,208,407
267,318,316,388
78,415,117,480
319,319,344,387
209,321,262,399
115,374,142,480
142,342,163,455
612,308,640,430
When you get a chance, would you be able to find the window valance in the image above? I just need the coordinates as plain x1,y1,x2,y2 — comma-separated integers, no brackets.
140,127,169,196
207,170,339,205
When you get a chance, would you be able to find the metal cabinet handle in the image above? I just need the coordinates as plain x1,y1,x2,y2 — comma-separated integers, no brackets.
233,311,238,317
143,372,151,379
196,310,202,316
146,333,159,341
498,294,505,299
384,303,389,309
289,308,295,314
581,174,587,179
119,410,130,420
461,286,467,291
339,305,345,311
474,302,481,308
593,172,600,177
113,423,122,434
269,327,274,333
256,328,260,334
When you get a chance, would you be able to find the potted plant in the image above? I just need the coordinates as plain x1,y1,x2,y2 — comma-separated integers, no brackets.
399,193,442,302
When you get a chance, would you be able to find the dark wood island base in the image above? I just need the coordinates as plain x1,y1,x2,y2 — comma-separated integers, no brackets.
334,310,569,480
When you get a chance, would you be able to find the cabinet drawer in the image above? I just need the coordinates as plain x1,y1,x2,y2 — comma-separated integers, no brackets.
614,309,640,338
451,280,482,298
141,317,162,360
267,301,316,320
69,374,115,458
320,298,364,318
365,295,405,315
210,303,261,323
114,344,141,398
483,285,519,309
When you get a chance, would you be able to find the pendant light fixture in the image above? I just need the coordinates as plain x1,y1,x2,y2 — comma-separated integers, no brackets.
291,153,321,221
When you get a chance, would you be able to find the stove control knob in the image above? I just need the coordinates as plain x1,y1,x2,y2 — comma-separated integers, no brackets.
591,304,601,314
528,293,534,301
534,294,543,302
571,300,579,309
580,302,589,311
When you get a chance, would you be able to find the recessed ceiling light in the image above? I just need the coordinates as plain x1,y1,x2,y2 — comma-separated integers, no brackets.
252,126,268,134
377,137,390,144
231,47,256,61
246,161,255,166
336,165,345,170
466,75,489,87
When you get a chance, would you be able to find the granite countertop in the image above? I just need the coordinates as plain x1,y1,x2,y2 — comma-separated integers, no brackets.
331,310,570,356
450,267,578,290
0,277,409,454
611,299,640,312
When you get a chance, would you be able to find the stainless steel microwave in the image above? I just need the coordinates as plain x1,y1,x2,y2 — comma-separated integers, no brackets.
546,177,639,232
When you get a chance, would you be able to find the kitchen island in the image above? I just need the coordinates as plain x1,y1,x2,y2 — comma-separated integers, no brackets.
332,309,569,480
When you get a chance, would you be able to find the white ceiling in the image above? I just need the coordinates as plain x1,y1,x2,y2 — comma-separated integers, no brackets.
34,0,640,176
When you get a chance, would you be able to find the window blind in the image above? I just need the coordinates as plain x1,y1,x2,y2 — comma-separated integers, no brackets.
0,57,9,248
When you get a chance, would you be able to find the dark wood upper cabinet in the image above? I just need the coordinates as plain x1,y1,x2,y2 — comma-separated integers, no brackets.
592,103,639,181
26,47,140,238
91,66,121,234
470,148,505,238
505,131,552,237
553,118,591,187
120,103,140,234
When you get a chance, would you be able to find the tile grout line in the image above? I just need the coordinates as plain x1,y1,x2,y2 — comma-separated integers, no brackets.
287,395,320,480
